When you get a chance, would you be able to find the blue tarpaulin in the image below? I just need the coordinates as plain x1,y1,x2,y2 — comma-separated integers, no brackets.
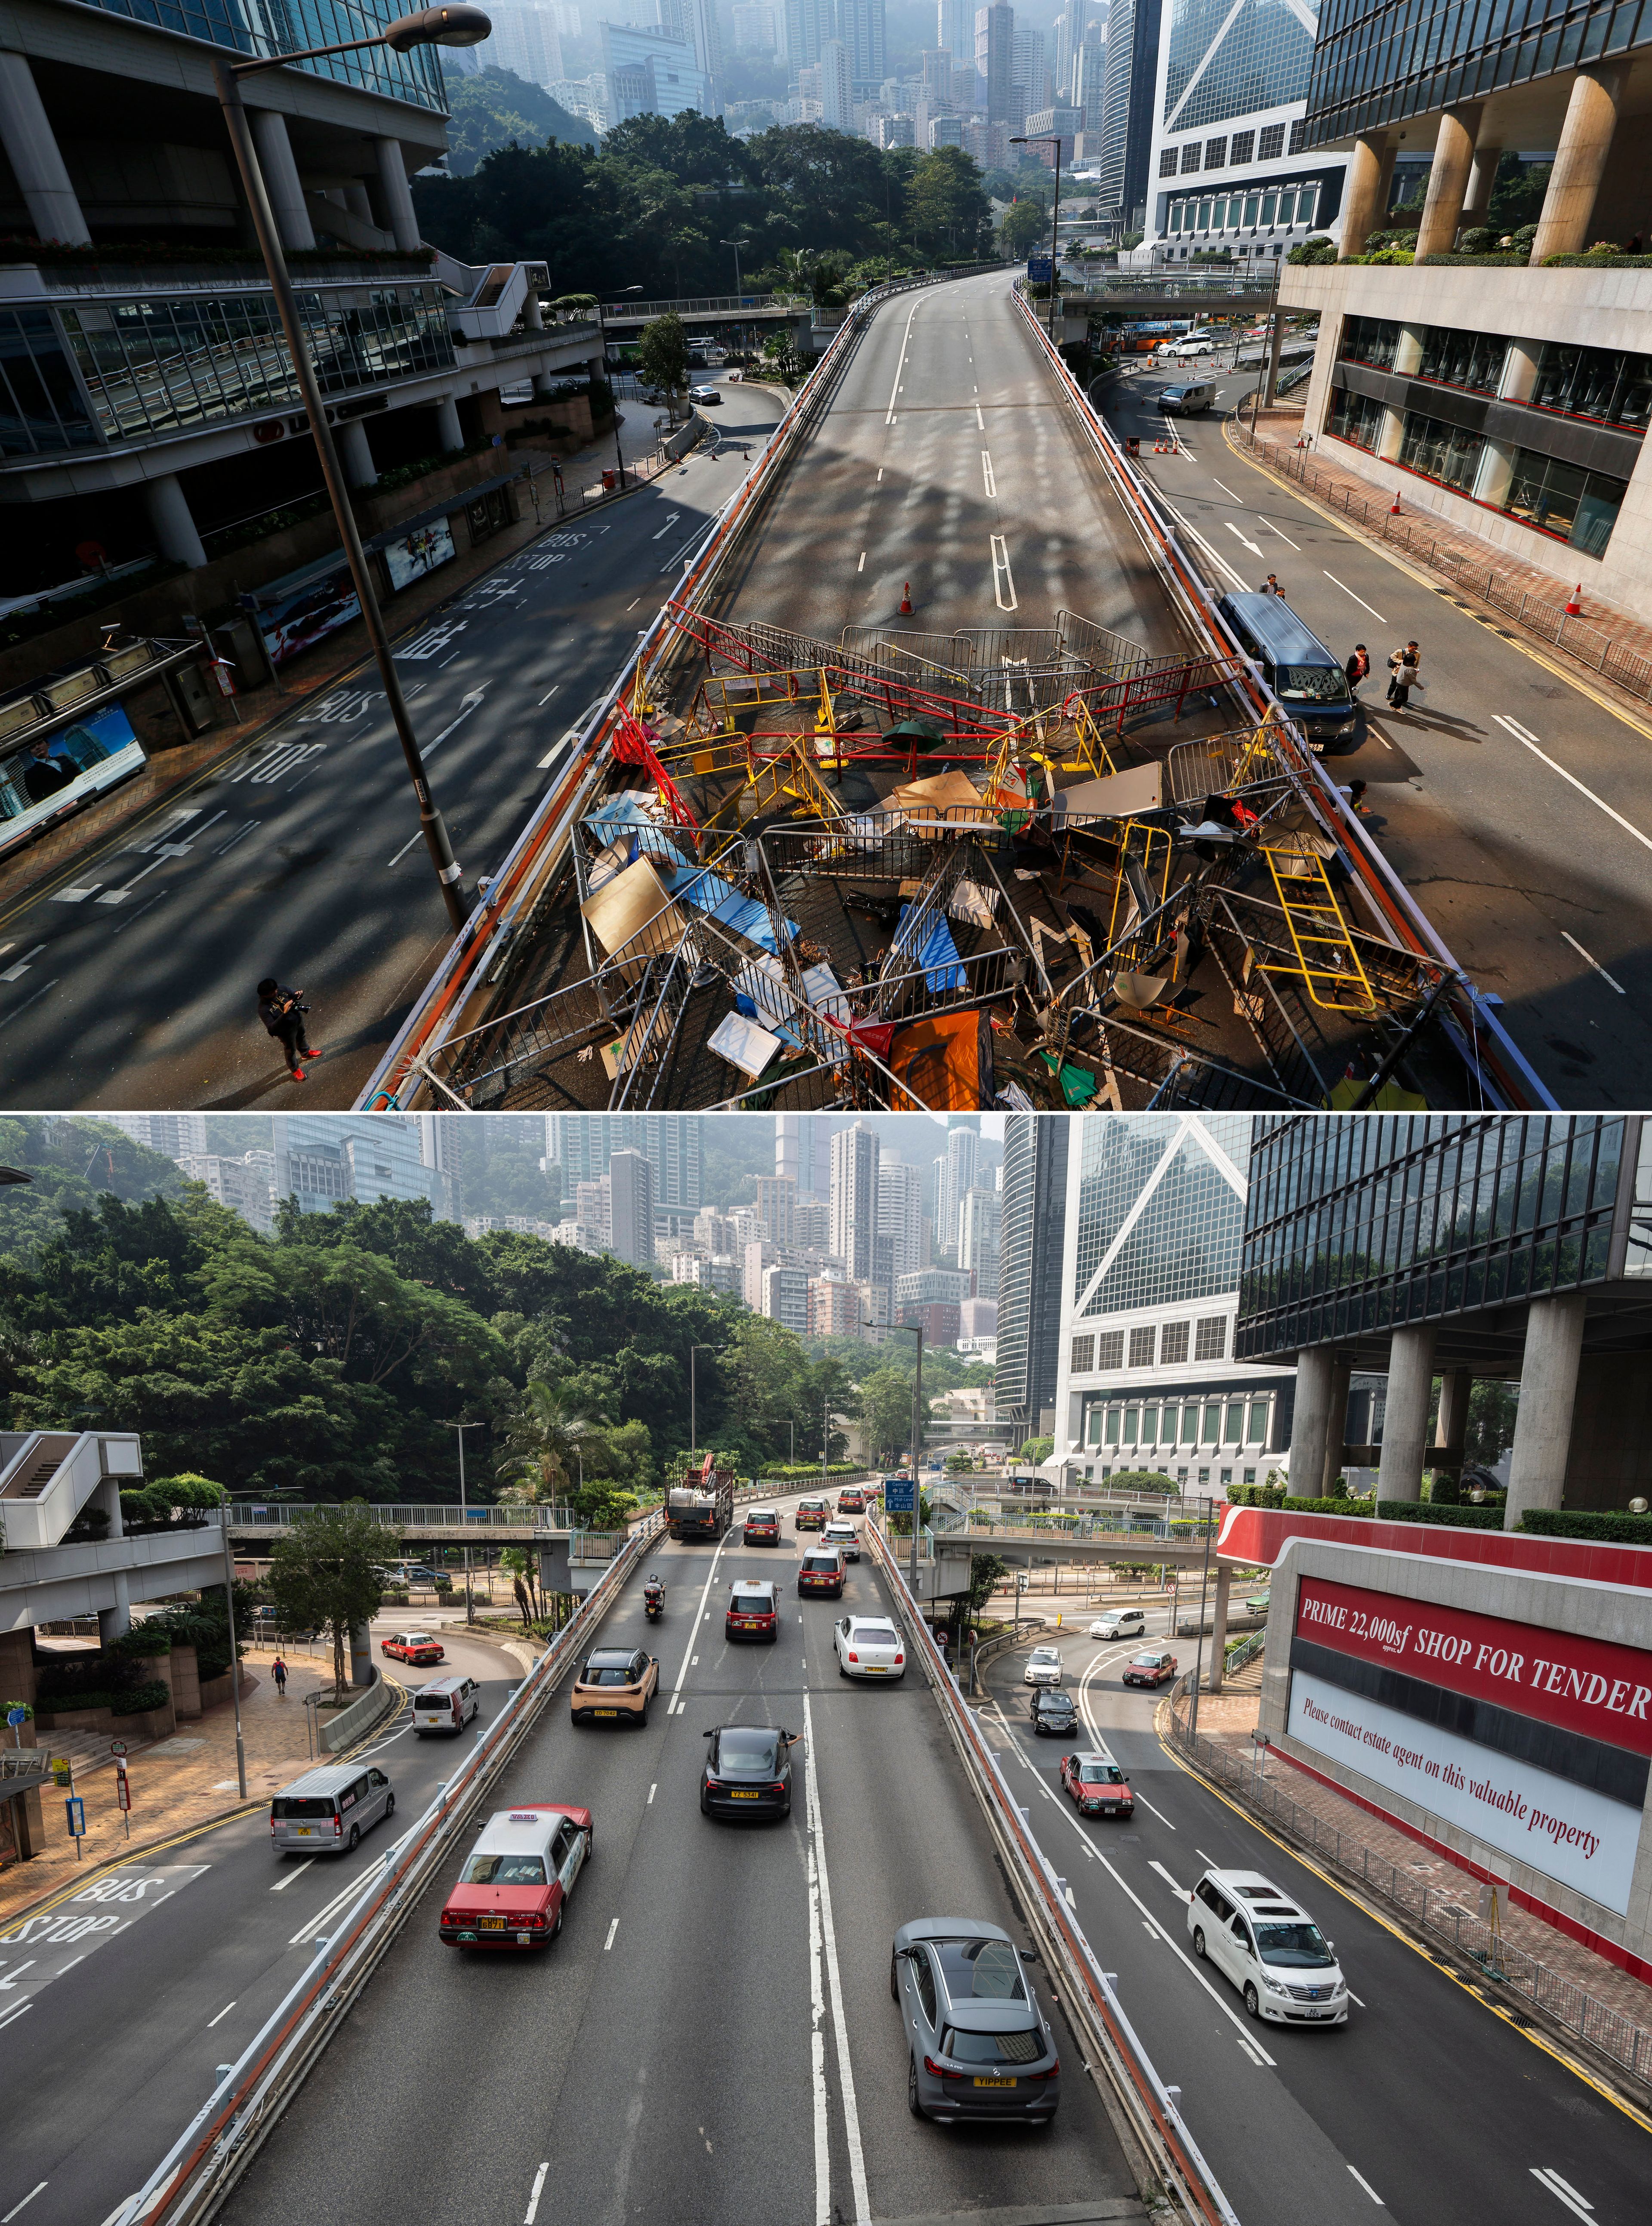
893,903,967,991
660,861,796,953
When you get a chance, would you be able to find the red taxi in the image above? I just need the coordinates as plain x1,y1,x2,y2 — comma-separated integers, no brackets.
798,1547,845,1599
743,1507,781,1545
837,1487,866,1513
439,1803,592,1949
726,1580,780,1642
795,1497,830,1531
1122,1649,1178,1689
381,1630,444,1666
1060,1748,1135,1818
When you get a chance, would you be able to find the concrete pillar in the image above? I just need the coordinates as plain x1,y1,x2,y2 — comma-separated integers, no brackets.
337,415,376,489
1377,406,1406,463
1206,1562,1232,1693
1322,1357,1352,1494
1505,1292,1588,1529
1338,130,1389,257
531,370,556,399
1393,322,1424,376
98,1568,131,1648
145,473,207,569
1289,1343,1337,1498
250,108,316,252
1500,334,1542,403
1376,1324,1436,1504
374,136,422,252
1529,62,1630,264
1462,141,1503,228
1472,436,1517,508
435,393,464,451
0,51,91,246
522,287,545,330
342,182,374,226
1415,105,1482,257
1435,1368,1472,1463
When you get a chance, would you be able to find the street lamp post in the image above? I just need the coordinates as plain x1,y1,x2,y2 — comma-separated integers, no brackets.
219,1501,247,1800
448,1418,484,1625
211,6,490,935
690,1343,714,1458
1011,135,1066,342
720,239,746,299
889,1321,924,1598
596,284,644,489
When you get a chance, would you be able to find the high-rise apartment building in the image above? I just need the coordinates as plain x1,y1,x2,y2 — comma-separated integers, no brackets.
996,1113,1069,1435
1094,0,1161,222
975,2,1016,124
1052,1115,1291,1489
809,1275,865,1338
109,1113,208,1160
732,2,779,48
608,1149,655,1269
877,1160,926,1285
837,0,886,90
1053,0,1104,101
270,1117,447,1221
417,1114,465,1221
660,0,725,93
548,1116,702,1212
1143,0,1347,263
753,1174,796,1248
959,1185,1002,1303
176,1151,276,1234
785,0,839,72
937,0,975,64
818,36,854,123
936,1122,980,1261
776,1112,832,1198
830,1123,880,1284
484,4,566,90
1012,24,1049,111
762,1263,811,1334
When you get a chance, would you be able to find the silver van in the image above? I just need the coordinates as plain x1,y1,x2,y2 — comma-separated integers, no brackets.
413,1674,481,1735
1159,378,1214,415
270,1762,394,1856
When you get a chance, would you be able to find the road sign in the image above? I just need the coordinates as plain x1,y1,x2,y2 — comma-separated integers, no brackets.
116,1762,132,1814
110,1738,128,1755
883,1479,915,1514
6,1705,26,1727
65,1795,86,1839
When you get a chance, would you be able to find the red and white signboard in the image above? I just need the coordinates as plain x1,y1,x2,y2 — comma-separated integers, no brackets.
1288,1577,1652,1917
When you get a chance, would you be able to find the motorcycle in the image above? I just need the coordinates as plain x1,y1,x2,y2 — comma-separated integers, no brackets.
644,1580,665,1622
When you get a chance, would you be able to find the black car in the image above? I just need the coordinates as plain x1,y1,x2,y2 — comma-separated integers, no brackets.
701,1724,798,1820
1029,1689,1079,1737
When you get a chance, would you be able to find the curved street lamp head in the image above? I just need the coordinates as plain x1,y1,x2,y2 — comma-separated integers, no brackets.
383,4,493,50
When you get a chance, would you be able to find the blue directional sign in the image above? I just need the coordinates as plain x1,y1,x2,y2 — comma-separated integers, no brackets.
6,1705,26,1728
883,1478,916,1514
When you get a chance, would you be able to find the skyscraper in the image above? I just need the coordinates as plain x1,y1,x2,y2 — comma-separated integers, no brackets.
937,0,974,64
776,1112,831,1198
936,1121,980,1261
785,0,838,72
975,1,1015,123
608,1149,655,1269
878,1159,926,1284
601,21,708,120
1094,0,1161,222
108,1112,207,1159
754,1173,796,1247
269,1117,447,1220
996,1113,1068,1436
484,3,565,90
830,1122,880,1284
838,0,886,90
959,1184,1003,1303
417,1113,465,1220
818,34,853,123
1011,23,1048,111
548,1115,702,1211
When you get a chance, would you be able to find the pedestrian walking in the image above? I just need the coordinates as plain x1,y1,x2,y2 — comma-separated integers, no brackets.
1387,639,1422,707
1257,573,1284,596
257,978,320,1082
1345,642,1370,694
1338,779,1371,818
272,1654,289,1698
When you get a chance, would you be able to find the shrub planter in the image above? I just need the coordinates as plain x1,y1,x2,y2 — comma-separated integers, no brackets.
34,1701,174,1741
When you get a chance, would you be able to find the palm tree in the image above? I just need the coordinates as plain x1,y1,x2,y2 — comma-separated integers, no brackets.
498,1379,602,1507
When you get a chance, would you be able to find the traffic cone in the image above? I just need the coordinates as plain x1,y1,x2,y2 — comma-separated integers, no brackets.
1389,490,1402,514
1565,583,1583,616
900,581,913,614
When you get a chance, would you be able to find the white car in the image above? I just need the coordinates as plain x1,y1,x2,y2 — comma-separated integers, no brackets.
834,1615,905,1679
688,383,722,404
1171,339,1216,358
1187,1868,1349,2025
1089,1608,1146,1640
822,1519,861,1562
1023,1645,1064,1687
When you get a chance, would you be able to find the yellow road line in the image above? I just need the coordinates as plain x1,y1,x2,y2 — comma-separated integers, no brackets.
1156,1708,1652,2134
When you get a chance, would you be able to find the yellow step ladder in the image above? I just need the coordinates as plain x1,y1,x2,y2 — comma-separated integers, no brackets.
1262,846,1378,1012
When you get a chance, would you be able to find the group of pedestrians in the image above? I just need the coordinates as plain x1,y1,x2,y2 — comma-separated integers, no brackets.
1344,639,1424,708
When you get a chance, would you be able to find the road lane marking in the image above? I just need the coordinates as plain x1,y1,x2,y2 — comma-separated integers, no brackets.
386,826,428,869
647,1784,656,1804
289,1870,373,1947
886,298,921,424
1493,714,1652,855
0,979,57,1029
1,2183,46,2220
1149,1859,1186,1896
422,687,489,759
0,1867,209,2015
604,1918,619,1951
206,2001,236,2028
0,945,45,981
1346,2167,1385,2207
981,450,996,498
1211,477,1243,500
1258,515,1301,550
670,1537,729,1709
268,1860,314,1892
215,822,257,856
805,1704,831,2225
524,2162,550,2226
975,400,984,429
802,1686,870,2225
1226,521,1263,558
857,552,865,572
1531,2168,1593,2220
990,534,1018,612
1166,506,1248,591
650,513,682,540
1560,931,1625,992
1323,569,1388,621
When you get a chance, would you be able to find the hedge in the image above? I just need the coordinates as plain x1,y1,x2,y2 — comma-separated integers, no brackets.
107,1625,170,1657
1542,253,1652,269
1374,1501,1503,1528
113,1681,171,1715
37,1683,169,1717
1518,1508,1652,1544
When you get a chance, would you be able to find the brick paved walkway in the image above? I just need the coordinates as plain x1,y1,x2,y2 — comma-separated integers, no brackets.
0,1648,373,1929
1231,408,1652,725
1182,1657,1652,2034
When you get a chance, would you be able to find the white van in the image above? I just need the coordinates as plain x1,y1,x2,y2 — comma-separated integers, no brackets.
413,1674,481,1735
270,1762,394,1856
1187,1868,1349,2024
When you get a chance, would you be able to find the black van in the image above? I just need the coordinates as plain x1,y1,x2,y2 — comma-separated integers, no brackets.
1215,593,1361,753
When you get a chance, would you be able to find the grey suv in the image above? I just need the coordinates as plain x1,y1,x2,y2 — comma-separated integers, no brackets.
891,1919,1061,2123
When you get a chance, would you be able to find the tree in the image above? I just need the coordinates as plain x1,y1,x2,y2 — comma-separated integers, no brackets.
908,146,992,260
268,1508,388,1699
441,65,596,175
761,327,802,381
860,1365,916,1465
637,309,690,394
1018,1435,1054,1463
1465,1379,1519,1467
999,197,1048,260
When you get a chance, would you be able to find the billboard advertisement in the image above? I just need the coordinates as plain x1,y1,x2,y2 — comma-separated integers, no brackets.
256,562,360,668
1286,1577,1651,1917
384,518,456,592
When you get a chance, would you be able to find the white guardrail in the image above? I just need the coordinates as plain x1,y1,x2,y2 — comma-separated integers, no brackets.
108,1512,666,2226
1008,281,1555,1115
864,1517,1241,2226
358,267,977,1113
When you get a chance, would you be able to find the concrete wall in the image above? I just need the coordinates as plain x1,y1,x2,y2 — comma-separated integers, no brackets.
1279,261,1652,608
1257,1533,1652,1975
1563,1355,1652,1510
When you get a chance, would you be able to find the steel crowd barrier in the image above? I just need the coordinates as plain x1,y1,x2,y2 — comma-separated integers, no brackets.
109,1512,664,2226
864,1517,1240,2226
361,269,977,1112
1008,282,1555,1115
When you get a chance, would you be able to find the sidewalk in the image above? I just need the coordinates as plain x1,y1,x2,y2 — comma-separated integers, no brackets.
1230,407,1652,726
0,419,678,917
0,1647,366,1930
1178,1656,1652,2039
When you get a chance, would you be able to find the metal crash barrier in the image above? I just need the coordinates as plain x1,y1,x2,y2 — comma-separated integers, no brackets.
865,1517,1241,2226
107,1513,664,2226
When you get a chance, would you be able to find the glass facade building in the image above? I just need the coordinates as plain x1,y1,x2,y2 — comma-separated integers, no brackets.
547,1115,703,1210
1071,1113,1252,1321
1163,0,1316,133
1237,1114,1627,1359
81,0,447,110
995,1113,1069,1432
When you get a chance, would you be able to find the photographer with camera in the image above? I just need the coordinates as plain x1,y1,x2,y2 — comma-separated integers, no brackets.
256,977,320,1083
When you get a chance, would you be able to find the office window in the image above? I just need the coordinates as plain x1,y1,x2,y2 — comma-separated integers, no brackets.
1399,409,1483,496
1257,122,1285,158
1224,1401,1245,1443
1243,192,1261,225
1327,386,1385,451
1160,147,1179,176
1248,1400,1270,1443
1195,1316,1228,1360
1106,1409,1121,1443
1506,451,1628,557
1129,1324,1157,1367
1123,1409,1139,1445
1071,1334,1096,1372
1288,118,1306,152
1181,142,1202,172
1141,1407,1158,1445
1160,1320,1191,1364
1205,135,1228,167
1096,1330,1125,1369
1340,314,1400,369
1202,1402,1221,1443
1180,1404,1199,1444
1261,190,1279,225
1531,342,1652,430
1169,204,1185,232
1229,130,1254,163
1197,198,1212,230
